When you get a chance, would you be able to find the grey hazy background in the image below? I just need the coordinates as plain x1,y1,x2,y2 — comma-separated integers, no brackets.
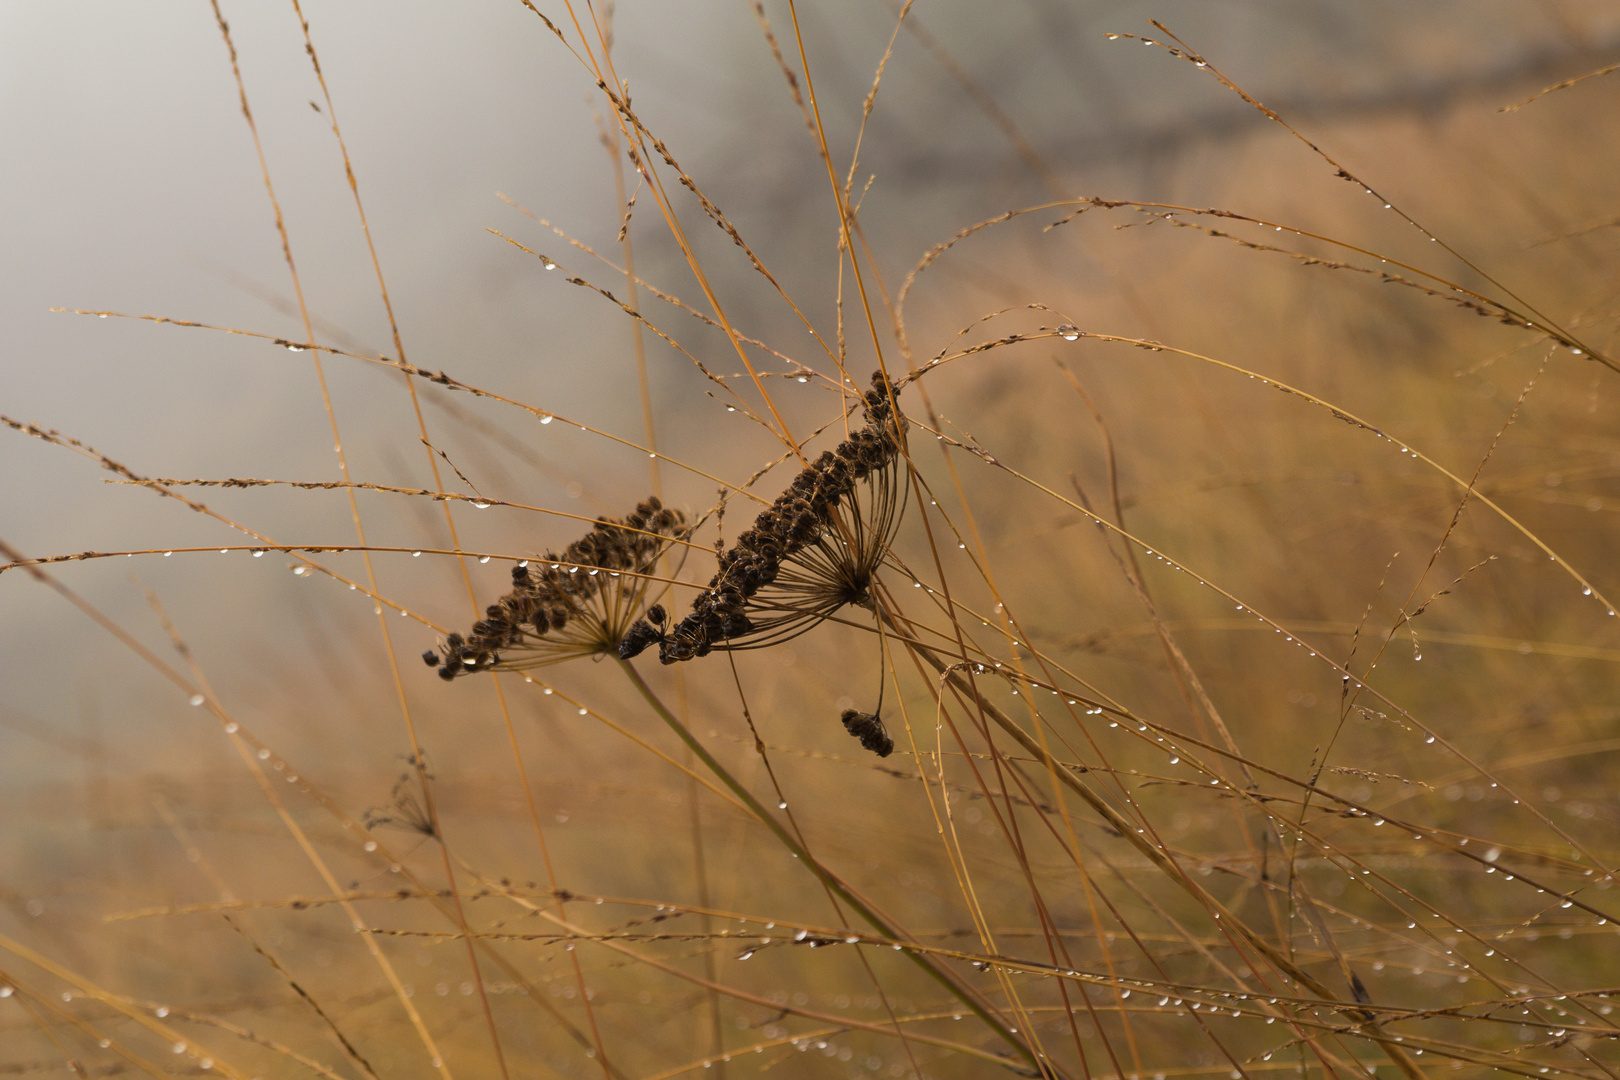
3,0,1616,784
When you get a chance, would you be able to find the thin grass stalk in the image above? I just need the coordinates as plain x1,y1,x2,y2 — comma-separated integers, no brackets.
882,610,1428,1080
10,536,636,1076
152,798,383,1080
284,5,532,1068
549,1,811,462
615,656,1058,1077
209,6,513,1071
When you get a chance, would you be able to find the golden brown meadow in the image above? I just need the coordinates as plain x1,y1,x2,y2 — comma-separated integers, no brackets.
3,4,1619,1080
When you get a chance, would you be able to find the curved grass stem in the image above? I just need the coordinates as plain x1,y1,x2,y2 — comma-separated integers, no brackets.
616,657,1059,1078
881,614,1426,1080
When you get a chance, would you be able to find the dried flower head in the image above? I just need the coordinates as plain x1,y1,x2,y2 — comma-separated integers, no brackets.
621,372,905,664
425,496,685,678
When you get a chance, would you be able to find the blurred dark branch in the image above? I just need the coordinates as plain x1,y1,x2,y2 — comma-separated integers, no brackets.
796,32,1620,191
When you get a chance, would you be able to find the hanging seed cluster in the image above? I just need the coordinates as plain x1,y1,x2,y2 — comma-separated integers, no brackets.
424,497,684,679
621,372,903,664
840,709,894,758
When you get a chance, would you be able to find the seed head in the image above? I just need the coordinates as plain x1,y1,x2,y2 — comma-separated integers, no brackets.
628,373,906,664
840,709,894,758
427,496,685,677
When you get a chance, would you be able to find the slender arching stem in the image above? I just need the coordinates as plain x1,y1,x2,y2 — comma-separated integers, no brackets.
616,657,1061,1078
875,612,1426,1080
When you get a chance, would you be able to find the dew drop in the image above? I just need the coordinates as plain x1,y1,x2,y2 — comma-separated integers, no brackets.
224,721,239,733
253,549,264,557
540,414,554,424
472,501,491,509
479,556,490,564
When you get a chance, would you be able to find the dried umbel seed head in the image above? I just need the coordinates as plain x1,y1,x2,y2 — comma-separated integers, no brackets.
427,496,686,677
840,709,894,758
627,372,905,665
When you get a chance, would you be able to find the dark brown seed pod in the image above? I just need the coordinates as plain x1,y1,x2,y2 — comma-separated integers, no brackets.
840,709,894,758
618,618,664,660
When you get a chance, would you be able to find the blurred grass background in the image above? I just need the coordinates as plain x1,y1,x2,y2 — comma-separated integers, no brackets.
2,2,1619,1077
